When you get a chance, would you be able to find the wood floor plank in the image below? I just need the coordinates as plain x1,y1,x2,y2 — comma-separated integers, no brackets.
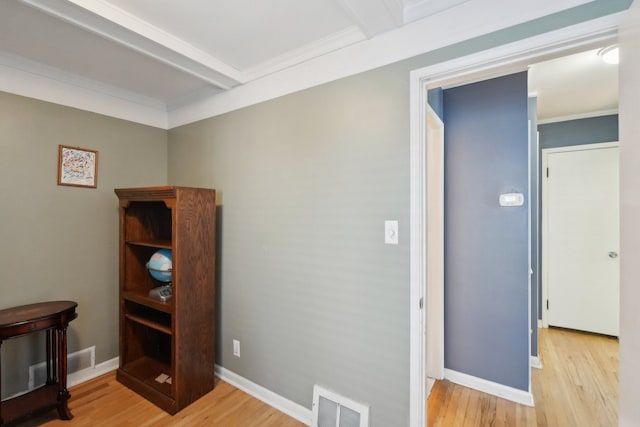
428,327,618,426
15,374,306,427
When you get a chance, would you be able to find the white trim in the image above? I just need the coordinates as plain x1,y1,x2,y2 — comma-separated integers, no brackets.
538,108,619,124
168,1,615,128
408,50,427,427
531,356,543,369
411,16,621,90
245,26,366,81
445,369,535,407
409,14,624,427
527,119,533,395
68,357,119,388
425,105,444,382
0,56,168,128
2,2,618,128
540,141,620,328
215,365,312,426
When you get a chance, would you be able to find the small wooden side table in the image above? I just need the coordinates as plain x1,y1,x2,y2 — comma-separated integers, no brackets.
0,301,78,426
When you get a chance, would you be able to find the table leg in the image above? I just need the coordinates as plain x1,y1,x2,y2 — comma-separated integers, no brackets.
55,327,73,420
0,339,3,426
46,330,53,385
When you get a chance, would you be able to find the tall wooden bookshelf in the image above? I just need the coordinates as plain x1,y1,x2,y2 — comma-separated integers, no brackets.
114,186,216,414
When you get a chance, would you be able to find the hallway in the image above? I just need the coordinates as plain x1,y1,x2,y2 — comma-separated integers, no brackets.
427,327,618,426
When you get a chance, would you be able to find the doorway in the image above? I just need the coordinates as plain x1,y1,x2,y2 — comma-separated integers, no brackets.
425,105,444,396
408,14,621,427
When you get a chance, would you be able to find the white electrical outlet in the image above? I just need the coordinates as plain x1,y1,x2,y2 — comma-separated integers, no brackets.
233,339,240,357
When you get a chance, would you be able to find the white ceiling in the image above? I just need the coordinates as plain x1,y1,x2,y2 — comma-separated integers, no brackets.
529,47,619,123
0,0,612,127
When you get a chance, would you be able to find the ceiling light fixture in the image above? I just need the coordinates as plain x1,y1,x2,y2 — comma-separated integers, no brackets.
598,45,619,65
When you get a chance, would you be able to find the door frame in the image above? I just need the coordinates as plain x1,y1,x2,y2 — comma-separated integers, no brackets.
540,141,619,328
425,105,444,391
408,13,622,427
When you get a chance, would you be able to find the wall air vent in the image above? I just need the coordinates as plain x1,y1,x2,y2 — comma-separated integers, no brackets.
28,346,95,390
312,385,369,427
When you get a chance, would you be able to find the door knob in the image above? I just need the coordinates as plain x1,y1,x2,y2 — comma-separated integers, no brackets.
609,251,618,259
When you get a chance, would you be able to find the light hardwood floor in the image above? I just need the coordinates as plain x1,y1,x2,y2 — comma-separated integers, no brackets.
16,375,306,427
428,327,619,426
11,327,617,426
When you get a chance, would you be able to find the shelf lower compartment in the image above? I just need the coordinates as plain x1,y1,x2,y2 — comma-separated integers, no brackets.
117,356,176,414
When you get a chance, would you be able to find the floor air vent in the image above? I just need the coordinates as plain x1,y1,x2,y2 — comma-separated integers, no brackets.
312,385,369,427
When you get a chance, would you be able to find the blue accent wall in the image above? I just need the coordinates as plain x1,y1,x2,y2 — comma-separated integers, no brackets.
539,114,618,149
428,88,444,118
443,72,530,391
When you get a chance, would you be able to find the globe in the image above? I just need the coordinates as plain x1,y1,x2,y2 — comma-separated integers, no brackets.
146,249,172,283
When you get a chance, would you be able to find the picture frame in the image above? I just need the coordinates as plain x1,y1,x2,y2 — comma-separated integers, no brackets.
57,145,99,188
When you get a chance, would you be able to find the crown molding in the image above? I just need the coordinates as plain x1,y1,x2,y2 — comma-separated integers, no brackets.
244,26,366,81
0,52,168,128
3,0,617,129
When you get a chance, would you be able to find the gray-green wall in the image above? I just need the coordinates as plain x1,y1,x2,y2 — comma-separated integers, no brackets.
0,92,167,398
168,66,411,425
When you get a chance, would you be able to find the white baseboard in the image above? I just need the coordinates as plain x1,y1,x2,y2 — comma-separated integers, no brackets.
215,365,312,426
530,356,543,370
444,368,534,407
67,357,119,388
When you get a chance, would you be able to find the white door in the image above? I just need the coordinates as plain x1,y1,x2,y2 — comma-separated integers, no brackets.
544,143,619,336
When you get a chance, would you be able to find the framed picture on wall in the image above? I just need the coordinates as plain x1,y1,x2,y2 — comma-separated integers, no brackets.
57,145,99,188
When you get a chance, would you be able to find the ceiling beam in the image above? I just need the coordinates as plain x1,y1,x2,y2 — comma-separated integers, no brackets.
403,0,472,24
19,0,246,89
335,0,404,38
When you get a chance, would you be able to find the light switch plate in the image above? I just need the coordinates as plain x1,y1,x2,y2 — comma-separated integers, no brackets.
385,220,399,245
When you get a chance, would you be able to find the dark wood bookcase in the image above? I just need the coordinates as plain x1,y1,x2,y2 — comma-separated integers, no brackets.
114,186,216,414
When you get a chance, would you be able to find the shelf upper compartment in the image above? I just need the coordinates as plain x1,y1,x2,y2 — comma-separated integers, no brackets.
123,291,172,314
